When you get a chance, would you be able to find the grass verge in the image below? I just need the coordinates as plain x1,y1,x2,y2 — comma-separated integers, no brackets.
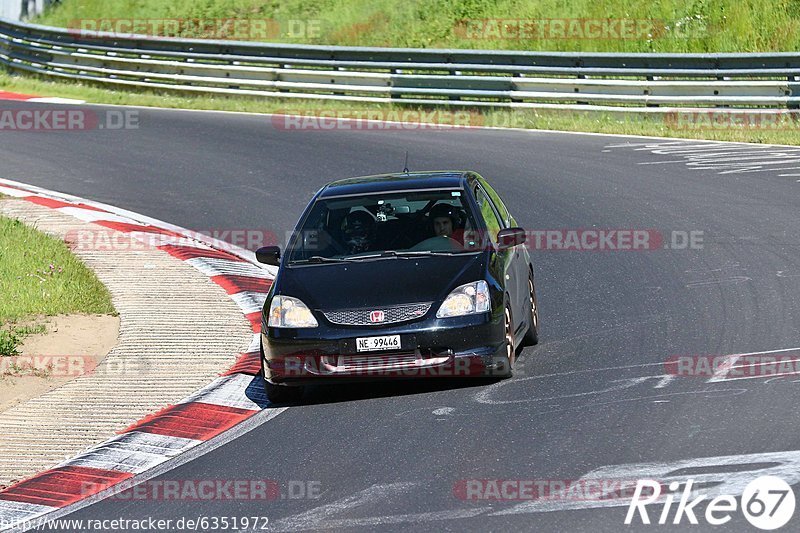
2,69,800,145
0,213,116,356
33,0,800,53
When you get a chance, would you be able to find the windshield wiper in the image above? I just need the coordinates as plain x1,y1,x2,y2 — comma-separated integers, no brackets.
344,250,460,260
389,250,459,256
296,250,467,263
291,256,349,264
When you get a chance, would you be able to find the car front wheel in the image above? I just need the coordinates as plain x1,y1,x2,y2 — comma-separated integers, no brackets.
493,303,515,378
523,276,539,346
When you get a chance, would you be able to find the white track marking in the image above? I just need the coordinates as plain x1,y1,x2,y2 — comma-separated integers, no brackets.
56,432,202,474
185,257,272,279
8,407,290,533
653,375,676,389
719,357,800,382
57,208,136,224
229,291,268,315
708,356,800,382
496,449,800,515
0,186,32,197
607,141,800,176
178,374,266,411
246,333,261,353
0,501,57,529
266,483,419,532
129,233,212,249
707,347,800,383
685,276,751,288
83,432,200,457
27,97,86,104
475,374,670,405
712,165,800,175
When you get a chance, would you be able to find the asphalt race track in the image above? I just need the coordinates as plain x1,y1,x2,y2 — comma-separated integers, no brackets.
3,102,800,531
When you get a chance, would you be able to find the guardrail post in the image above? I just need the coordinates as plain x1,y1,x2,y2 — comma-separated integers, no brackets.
645,75,659,107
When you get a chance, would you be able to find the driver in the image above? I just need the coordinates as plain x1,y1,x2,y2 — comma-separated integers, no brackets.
429,203,462,241
341,210,376,254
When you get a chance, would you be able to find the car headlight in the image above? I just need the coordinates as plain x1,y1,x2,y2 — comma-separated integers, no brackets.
436,280,491,318
268,295,318,328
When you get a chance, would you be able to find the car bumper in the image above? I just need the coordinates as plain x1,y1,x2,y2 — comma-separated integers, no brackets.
262,312,508,384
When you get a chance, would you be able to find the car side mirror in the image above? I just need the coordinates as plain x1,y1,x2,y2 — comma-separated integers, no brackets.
255,246,281,266
497,227,526,250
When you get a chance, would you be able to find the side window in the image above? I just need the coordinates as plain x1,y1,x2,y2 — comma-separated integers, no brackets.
473,185,504,244
478,178,512,228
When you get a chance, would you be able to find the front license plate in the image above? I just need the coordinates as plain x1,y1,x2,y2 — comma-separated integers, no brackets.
356,335,402,352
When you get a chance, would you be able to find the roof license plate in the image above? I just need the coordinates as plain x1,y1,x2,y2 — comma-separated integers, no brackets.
356,335,401,352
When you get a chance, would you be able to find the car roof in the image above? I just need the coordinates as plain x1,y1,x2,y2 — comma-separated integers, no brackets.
318,171,474,198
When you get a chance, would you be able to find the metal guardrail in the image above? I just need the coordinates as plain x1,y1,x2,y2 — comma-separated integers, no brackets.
1,16,799,110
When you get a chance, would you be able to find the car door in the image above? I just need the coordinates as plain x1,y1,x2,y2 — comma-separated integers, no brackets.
476,178,528,334
472,182,523,334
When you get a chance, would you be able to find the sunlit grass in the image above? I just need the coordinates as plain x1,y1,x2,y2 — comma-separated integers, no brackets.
0,215,116,354
33,0,800,53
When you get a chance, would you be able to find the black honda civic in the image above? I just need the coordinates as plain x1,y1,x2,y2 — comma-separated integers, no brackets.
256,171,539,403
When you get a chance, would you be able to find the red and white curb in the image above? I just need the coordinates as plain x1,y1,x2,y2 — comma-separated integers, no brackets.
0,91,85,104
0,178,276,530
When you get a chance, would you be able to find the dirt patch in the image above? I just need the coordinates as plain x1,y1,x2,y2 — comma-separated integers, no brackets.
0,315,119,411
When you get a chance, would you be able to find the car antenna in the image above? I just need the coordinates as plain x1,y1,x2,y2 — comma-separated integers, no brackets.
403,151,410,174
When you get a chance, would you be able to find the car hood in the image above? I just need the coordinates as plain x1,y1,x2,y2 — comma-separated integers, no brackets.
276,253,487,310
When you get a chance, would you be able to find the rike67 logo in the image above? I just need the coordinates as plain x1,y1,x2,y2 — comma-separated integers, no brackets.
626,476,795,529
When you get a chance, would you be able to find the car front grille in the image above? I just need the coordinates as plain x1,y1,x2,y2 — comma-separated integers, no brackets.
322,302,433,326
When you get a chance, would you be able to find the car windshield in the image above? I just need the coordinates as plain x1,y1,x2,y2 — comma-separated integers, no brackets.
287,189,483,263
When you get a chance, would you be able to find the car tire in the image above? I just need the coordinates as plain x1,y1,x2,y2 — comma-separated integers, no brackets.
523,275,539,346
260,337,304,404
494,303,515,378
